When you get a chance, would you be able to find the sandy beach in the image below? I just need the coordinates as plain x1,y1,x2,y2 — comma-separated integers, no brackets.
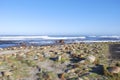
0,42,120,80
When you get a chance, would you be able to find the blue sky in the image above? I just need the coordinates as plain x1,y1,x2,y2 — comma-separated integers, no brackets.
0,0,120,35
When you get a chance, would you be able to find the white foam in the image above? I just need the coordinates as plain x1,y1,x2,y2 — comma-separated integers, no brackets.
75,40,120,43
0,36,86,40
0,36,48,40
42,36,86,40
99,36,120,39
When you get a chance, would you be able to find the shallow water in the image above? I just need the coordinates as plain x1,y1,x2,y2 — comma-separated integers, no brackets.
0,35,120,48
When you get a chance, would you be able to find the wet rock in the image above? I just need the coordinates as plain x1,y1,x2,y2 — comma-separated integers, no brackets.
87,55,96,63
56,40,65,44
107,66,120,74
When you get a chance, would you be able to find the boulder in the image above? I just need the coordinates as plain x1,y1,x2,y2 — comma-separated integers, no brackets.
56,40,65,44
3,71,12,76
87,55,96,63
107,66,120,74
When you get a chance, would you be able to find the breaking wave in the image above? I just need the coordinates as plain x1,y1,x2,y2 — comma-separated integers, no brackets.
0,36,86,40
99,36,120,39
0,35,120,48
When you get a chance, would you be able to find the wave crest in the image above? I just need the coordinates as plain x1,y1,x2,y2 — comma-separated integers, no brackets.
0,36,86,40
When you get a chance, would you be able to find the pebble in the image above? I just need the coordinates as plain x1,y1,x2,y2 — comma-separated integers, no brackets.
0,72,3,77
87,55,96,63
83,77,89,80
79,60,85,64
107,66,120,74
0,48,3,51
34,55,38,60
78,78,83,80
66,69,75,73
3,71,12,76
57,55,62,61
43,53,50,58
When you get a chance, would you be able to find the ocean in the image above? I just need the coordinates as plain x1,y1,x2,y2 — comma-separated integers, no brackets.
0,35,120,48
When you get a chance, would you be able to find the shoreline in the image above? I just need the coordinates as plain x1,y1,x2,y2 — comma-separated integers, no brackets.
0,42,120,80
1,41,120,48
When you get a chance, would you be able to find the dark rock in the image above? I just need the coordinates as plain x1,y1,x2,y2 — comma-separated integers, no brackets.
56,40,65,44
109,44,120,60
107,66,120,74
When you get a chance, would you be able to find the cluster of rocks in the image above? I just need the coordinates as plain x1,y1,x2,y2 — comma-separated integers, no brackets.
0,42,120,80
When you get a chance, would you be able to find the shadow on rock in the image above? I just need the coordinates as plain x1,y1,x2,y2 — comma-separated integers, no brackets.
70,57,85,63
90,65,104,75
109,44,120,60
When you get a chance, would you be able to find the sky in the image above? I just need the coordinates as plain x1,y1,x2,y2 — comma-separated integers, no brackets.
0,0,120,35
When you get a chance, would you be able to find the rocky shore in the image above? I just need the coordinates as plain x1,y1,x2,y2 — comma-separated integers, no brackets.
0,42,120,80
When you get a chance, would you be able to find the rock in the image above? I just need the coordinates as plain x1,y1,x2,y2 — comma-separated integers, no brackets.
19,53,26,58
3,71,12,76
63,60,70,65
58,73,66,80
0,48,3,51
34,55,38,60
67,51,73,55
65,47,69,50
11,65,17,70
66,69,75,73
36,53,40,56
12,53,17,57
78,54,85,58
0,61,3,65
43,53,50,58
0,72,3,77
87,55,96,63
68,72,77,79
59,40,65,44
36,66,42,72
11,47,17,50
55,52,61,55
107,66,120,74
79,60,85,64
78,78,83,80
56,40,65,44
83,77,89,80
57,55,62,61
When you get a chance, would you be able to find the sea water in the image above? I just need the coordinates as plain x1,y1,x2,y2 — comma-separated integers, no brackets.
0,35,120,48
